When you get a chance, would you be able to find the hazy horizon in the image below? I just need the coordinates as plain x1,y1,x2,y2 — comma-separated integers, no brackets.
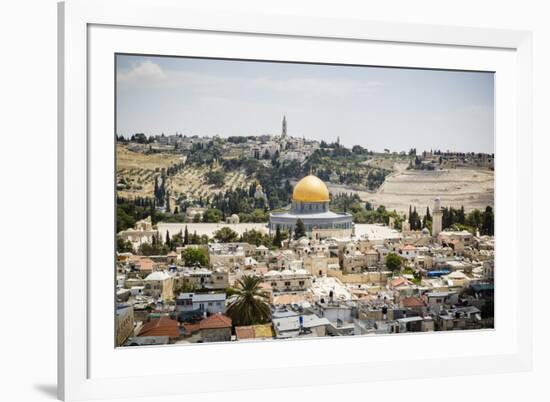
116,55,494,153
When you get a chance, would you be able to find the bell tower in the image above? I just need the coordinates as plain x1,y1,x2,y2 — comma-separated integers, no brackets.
432,197,443,237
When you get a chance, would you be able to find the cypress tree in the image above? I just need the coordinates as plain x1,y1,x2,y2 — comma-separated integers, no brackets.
481,206,494,235
294,219,306,240
273,226,282,247
458,205,465,225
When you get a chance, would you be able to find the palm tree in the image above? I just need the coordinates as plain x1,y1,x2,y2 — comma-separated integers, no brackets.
226,276,271,326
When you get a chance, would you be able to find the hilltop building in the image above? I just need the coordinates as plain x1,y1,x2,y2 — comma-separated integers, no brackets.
269,175,353,239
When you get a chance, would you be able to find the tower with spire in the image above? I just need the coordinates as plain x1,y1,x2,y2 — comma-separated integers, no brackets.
432,197,443,237
282,115,287,138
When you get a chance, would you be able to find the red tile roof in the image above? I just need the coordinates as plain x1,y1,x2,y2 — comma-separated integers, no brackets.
135,257,155,272
182,323,200,334
390,277,409,288
199,314,232,330
138,317,179,338
402,244,417,251
401,296,426,308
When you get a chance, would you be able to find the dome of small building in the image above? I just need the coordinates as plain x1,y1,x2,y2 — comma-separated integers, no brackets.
265,270,281,278
144,271,170,281
292,175,330,202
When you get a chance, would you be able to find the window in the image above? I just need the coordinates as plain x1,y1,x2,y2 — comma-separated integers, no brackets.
284,281,291,286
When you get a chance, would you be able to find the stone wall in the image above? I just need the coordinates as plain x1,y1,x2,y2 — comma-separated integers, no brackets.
327,269,390,285
200,327,231,343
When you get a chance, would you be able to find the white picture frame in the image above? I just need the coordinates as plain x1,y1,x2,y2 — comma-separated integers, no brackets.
58,0,533,400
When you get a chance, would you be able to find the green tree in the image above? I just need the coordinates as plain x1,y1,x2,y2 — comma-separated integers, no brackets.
273,226,283,247
138,241,168,256
165,230,171,248
116,236,133,253
165,190,171,212
251,209,268,222
181,247,209,267
294,218,306,239
170,230,184,249
214,227,239,243
481,206,494,235
203,208,222,223
385,252,402,272
466,208,482,229
205,170,225,186
173,281,196,296
457,205,466,225
226,276,272,326
422,206,432,229
240,229,272,247
183,225,189,245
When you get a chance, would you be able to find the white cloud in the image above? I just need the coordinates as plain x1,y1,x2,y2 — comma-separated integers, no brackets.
117,60,166,85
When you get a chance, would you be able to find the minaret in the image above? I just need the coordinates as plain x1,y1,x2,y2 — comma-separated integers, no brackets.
432,198,443,237
282,115,287,138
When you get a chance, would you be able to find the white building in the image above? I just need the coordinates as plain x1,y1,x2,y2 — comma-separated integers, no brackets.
398,244,418,261
175,292,226,315
117,216,157,251
143,271,174,301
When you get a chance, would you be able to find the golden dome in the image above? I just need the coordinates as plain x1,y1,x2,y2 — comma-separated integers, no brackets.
292,175,330,202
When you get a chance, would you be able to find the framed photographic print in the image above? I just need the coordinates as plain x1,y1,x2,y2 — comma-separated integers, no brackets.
58,0,533,400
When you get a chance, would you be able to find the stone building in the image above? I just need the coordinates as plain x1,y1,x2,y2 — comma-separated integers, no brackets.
199,314,232,342
116,305,134,346
263,268,312,293
117,216,157,251
143,271,174,301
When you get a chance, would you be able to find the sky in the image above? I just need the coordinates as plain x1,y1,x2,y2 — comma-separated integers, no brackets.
116,55,494,153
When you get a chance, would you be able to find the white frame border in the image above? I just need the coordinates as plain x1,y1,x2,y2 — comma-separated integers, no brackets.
58,0,533,400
